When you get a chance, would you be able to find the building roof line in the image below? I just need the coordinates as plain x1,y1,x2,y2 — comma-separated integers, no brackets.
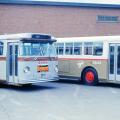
0,0,120,9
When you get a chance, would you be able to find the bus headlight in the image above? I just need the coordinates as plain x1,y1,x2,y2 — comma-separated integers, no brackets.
24,66,30,73
54,65,58,73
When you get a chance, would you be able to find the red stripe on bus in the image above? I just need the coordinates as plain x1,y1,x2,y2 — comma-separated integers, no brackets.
58,58,108,61
0,57,6,61
0,57,58,61
18,57,58,61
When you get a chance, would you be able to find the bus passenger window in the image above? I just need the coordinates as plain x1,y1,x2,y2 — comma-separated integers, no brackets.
74,42,82,55
58,43,64,55
84,42,93,55
0,42,3,55
65,43,73,55
93,42,103,56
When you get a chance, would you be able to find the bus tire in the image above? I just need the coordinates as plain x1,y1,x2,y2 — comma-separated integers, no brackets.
81,67,98,86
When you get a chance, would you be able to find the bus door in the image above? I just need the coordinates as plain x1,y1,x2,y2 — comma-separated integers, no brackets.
109,44,120,81
7,43,18,83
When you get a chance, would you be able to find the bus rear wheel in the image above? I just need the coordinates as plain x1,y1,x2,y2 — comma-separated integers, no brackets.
82,68,98,86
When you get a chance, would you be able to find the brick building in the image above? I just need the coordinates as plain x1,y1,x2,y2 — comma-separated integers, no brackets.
0,0,120,37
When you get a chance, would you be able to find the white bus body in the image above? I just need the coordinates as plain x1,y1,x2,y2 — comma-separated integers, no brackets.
57,36,120,85
0,33,58,85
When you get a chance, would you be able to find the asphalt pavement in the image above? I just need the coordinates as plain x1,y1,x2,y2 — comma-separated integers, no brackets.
0,80,120,120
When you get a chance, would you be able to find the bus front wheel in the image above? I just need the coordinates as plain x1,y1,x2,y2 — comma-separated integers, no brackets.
81,67,98,86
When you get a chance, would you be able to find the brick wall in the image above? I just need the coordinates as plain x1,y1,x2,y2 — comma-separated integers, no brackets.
0,4,120,37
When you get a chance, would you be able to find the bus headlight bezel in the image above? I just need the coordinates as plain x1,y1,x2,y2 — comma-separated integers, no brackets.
24,66,30,73
54,65,58,73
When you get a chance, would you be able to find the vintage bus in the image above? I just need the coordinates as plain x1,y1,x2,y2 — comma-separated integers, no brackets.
0,33,58,85
56,36,120,85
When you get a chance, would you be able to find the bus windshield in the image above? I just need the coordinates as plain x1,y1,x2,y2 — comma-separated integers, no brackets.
20,42,56,56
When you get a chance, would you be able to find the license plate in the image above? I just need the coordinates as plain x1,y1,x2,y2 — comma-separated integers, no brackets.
41,74,46,79
37,65,48,72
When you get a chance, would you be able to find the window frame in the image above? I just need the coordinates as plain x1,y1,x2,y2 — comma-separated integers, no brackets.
93,42,103,56
57,43,64,55
0,42,4,55
97,15,120,23
84,42,93,55
73,42,82,55
65,42,73,55
84,42,103,56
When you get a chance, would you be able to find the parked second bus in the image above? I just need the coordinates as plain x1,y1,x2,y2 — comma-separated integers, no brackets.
0,33,58,85
56,36,120,85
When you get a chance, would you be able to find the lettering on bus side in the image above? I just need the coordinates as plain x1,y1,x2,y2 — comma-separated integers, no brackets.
77,61,84,68
92,61,102,65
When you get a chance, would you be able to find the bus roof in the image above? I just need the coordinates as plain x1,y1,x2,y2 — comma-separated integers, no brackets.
57,35,120,43
0,33,54,40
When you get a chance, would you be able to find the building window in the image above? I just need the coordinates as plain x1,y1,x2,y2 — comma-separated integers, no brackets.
97,15,119,22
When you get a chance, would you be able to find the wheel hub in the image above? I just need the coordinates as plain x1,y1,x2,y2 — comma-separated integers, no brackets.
85,71,94,83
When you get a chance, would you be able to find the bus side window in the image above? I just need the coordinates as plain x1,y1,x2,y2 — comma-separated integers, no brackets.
0,42,3,55
93,42,103,56
65,43,73,55
57,43,64,55
84,42,93,55
74,42,82,55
